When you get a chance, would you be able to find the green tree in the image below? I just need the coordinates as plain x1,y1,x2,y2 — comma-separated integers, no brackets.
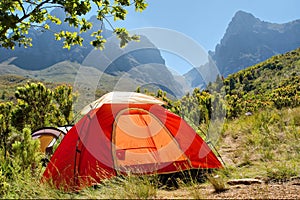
0,0,147,49
53,84,78,124
13,82,55,130
176,88,213,133
11,128,42,171
12,82,76,131
0,102,13,158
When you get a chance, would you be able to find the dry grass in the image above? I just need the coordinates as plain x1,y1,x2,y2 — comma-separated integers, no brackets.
206,174,228,193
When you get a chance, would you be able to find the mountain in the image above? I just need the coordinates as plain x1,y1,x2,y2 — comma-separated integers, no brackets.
0,8,113,70
0,59,186,109
0,8,187,97
81,34,184,96
82,35,165,74
183,57,219,89
0,8,166,74
210,10,300,77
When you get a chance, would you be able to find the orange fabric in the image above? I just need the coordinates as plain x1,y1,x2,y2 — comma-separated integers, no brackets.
38,135,55,152
43,103,222,191
114,110,188,171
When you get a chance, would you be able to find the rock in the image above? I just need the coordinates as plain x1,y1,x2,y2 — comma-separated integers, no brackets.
245,112,252,116
227,178,264,185
291,176,300,185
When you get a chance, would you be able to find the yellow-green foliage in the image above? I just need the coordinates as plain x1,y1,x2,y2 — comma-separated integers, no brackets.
12,82,77,131
0,128,43,198
221,48,300,118
0,82,77,198
138,88,226,139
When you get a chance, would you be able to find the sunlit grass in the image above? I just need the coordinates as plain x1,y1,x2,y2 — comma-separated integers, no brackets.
1,107,300,198
221,107,300,182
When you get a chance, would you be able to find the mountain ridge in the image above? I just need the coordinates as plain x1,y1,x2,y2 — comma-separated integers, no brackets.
209,10,300,77
0,8,187,97
2,9,300,96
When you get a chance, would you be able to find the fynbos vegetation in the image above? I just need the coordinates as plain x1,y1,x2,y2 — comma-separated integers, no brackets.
0,48,300,198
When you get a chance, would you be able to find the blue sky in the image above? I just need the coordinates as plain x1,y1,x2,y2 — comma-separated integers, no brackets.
108,0,300,74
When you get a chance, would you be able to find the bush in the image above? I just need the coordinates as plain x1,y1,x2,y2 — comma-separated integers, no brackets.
0,82,77,198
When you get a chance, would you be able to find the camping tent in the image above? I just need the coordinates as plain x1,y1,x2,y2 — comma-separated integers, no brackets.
31,126,72,154
42,92,222,190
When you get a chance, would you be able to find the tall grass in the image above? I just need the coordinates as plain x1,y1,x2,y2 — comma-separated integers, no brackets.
74,174,158,199
206,174,228,192
221,107,300,181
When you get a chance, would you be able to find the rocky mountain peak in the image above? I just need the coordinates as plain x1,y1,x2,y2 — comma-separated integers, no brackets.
210,10,300,77
221,11,261,45
231,10,259,25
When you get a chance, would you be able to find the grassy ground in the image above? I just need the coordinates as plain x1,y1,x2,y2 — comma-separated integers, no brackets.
219,107,300,182
1,107,299,199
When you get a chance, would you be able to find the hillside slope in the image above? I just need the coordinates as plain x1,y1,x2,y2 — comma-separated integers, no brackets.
218,47,300,118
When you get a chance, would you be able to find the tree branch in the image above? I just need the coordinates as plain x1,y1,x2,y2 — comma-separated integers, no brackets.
0,0,52,41
16,0,27,16
18,0,51,23
103,15,115,31
41,5,64,10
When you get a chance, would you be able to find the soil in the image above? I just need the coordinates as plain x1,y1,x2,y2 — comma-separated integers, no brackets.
155,131,300,199
156,180,300,199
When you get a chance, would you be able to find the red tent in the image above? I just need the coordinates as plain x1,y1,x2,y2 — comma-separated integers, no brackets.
42,92,222,190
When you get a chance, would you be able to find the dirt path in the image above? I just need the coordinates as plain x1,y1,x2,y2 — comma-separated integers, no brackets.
156,180,300,199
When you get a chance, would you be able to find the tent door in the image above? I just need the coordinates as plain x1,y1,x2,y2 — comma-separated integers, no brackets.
112,108,188,173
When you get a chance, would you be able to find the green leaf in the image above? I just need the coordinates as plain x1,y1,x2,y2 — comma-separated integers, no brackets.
112,5,128,21
44,24,50,30
134,0,148,12
47,14,62,25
